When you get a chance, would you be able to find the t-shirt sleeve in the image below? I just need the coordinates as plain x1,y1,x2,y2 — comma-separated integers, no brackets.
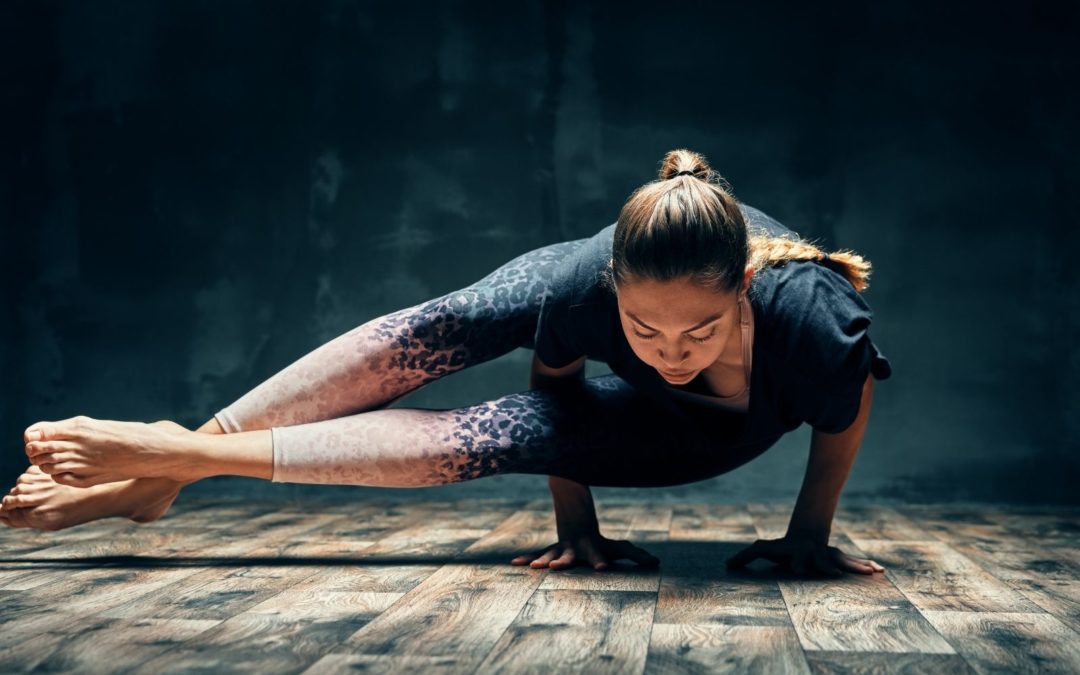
772,262,893,434
533,292,584,368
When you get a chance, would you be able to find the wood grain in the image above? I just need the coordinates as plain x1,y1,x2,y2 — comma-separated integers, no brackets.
0,498,1076,674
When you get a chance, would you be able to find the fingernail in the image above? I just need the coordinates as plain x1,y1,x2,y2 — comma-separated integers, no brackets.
27,431,39,441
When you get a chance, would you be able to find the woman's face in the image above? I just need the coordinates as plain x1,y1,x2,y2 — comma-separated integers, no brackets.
616,266,753,384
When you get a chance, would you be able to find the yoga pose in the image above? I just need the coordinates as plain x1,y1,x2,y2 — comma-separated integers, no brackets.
2,148,891,577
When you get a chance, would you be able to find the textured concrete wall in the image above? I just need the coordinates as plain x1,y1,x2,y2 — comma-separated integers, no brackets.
4,1,1077,504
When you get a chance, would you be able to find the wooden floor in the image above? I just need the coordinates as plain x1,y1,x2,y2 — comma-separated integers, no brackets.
0,496,1078,674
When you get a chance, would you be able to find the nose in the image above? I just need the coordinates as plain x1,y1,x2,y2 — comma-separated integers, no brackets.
658,346,689,369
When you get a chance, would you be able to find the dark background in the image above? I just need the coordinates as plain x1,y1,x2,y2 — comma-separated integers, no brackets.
3,0,1077,505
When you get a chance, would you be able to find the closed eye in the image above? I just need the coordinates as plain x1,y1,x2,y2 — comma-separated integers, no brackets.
633,328,716,344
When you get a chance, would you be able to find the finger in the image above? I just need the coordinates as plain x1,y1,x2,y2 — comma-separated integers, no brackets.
578,540,609,571
812,547,843,577
853,557,886,572
549,546,577,569
838,554,875,575
612,540,660,567
531,546,563,568
511,544,556,565
726,541,764,569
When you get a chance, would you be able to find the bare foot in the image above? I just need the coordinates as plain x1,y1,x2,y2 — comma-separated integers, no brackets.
0,464,185,531
22,416,199,487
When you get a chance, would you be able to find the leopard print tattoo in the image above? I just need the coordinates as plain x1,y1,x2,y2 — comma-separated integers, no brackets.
214,239,583,432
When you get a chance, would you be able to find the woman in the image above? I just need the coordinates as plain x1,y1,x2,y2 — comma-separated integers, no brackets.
2,149,891,577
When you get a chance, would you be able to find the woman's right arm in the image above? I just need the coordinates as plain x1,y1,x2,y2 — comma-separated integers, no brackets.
512,354,660,570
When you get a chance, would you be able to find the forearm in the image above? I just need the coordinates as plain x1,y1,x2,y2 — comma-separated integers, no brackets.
548,475,600,536
530,358,595,535
787,376,875,542
786,441,858,542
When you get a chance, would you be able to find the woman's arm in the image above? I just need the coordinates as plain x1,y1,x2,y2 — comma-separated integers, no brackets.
727,373,886,575
511,353,659,570
786,373,875,541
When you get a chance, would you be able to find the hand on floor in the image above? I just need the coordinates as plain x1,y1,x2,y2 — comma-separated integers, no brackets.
726,535,886,577
510,530,661,571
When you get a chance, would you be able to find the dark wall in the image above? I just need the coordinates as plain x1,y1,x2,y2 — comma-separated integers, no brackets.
4,0,1077,504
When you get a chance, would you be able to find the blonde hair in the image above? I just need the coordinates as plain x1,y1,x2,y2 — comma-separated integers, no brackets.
601,148,873,294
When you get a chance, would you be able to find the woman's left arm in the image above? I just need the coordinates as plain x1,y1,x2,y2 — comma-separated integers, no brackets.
787,373,875,542
726,373,887,576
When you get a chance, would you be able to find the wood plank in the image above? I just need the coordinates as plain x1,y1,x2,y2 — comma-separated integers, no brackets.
1002,578,1080,636
848,541,1046,613
669,503,758,543
338,510,556,669
646,623,811,674
804,650,976,674
920,611,1080,674
773,532,955,653
0,617,221,672
658,503,789,627
94,512,349,621
476,589,656,674
130,612,366,674
745,503,792,540
779,550,955,653
303,653,472,674
832,504,934,541
92,505,509,669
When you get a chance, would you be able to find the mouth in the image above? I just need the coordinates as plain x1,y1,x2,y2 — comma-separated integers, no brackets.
660,369,694,380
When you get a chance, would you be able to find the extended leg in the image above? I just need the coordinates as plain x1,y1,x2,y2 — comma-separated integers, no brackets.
20,376,778,490
1,238,586,530
214,238,584,433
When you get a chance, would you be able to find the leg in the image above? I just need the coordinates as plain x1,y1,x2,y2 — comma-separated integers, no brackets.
17,376,780,490
214,238,585,432
1,238,587,529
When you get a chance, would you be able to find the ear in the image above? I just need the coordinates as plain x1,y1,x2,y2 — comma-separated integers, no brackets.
741,263,755,294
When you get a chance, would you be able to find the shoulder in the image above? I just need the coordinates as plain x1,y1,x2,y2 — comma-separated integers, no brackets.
754,260,876,384
548,222,618,307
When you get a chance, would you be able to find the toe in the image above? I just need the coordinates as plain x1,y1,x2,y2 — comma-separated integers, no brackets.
53,472,94,488
25,417,87,444
4,508,29,528
2,494,35,509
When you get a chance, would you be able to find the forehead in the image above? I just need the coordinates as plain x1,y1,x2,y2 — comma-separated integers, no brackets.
616,277,735,321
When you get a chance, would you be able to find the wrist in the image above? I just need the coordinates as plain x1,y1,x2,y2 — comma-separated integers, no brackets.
549,476,599,536
784,525,831,545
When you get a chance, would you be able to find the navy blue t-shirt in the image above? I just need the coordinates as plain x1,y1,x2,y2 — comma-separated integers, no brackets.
531,203,893,442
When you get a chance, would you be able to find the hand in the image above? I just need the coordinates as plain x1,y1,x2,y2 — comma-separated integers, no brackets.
510,530,661,571
725,536,886,577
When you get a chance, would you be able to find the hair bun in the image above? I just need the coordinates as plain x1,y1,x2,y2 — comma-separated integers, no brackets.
658,148,712,181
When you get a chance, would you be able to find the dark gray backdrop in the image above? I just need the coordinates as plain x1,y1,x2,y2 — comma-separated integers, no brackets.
4,0,1077,504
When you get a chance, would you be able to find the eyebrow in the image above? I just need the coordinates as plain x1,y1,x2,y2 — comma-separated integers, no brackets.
626,310,726,333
